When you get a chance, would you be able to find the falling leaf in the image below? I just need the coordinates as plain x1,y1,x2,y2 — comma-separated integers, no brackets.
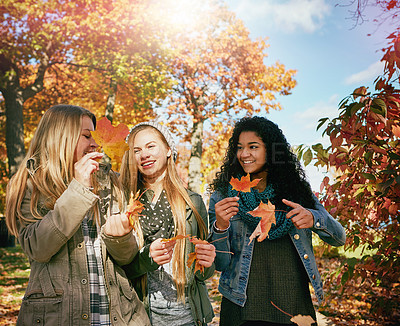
126,190,145,228
91,117,130,164
290,314,316,326
161,234,191,243
229,173,261,193
248,200,276,244
186,236,209,274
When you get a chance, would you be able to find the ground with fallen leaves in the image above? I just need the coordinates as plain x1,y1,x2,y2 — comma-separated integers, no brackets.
0,245,397,325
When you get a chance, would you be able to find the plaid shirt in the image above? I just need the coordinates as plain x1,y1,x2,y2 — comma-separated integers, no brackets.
82,216,111,326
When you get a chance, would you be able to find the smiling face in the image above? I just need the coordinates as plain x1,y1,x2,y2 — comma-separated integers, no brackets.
237,131,267,174
133,128,172,183
73,115,98,163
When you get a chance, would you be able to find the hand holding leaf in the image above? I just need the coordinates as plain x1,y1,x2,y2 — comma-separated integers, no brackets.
187,236,213,274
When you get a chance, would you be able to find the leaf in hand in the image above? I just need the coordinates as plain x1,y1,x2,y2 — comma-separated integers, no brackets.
229,173,261,192
91,117,130,164
186,236,209,274
248,200,276,244
290,314,316,326
126,191,145,228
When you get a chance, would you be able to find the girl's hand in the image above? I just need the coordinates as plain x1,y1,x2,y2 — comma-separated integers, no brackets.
195,243,216,268
283,199,314,229
74,152,103,187
150,238,176,265
103,213,132,237
214,196,239,230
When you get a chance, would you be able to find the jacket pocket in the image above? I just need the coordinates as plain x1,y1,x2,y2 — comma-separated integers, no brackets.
17,266,63,326
115,265,141,319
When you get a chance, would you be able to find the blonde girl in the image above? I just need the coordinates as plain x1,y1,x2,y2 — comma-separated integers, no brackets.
120,121,215,326
6,104,149,326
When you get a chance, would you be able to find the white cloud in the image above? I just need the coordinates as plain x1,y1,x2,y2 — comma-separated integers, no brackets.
344,61,385,85
234,0,331,33
294,94,340,129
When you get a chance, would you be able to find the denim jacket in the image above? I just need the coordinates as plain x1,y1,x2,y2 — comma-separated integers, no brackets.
208,191,346,307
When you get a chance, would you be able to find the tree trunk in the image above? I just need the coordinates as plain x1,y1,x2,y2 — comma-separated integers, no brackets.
188,119,203,194
4,90,26,177
105,79,117,123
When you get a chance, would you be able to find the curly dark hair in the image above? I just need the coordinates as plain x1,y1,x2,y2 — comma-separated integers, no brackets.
209,116,316,210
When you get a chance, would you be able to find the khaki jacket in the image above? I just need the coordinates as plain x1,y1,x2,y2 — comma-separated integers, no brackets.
16,166,150,326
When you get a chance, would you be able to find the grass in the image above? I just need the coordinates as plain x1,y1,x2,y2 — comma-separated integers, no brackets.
0,245,30,325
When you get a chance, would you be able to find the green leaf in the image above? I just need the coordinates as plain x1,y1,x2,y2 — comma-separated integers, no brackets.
377,178,394,192
371,98,387,117
341,271,349,285
317,117,329,131
361,173,376,182
303,148,313,166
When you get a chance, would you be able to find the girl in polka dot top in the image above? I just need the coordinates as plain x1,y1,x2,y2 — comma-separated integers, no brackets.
120,121,216,326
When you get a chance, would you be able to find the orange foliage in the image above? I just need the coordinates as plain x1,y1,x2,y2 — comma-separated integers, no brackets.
229,174,261,193
90,117,129,169
248,200,276,243
126,191,145,228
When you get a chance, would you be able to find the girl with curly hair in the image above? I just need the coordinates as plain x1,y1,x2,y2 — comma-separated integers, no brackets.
208,116,346,326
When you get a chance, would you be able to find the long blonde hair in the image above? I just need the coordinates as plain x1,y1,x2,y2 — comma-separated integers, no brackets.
120,124,207,302
6,105,97,236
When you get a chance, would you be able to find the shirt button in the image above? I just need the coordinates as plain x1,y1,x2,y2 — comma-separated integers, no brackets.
294,234,300,240
315,222,321,227
81,278,87,285
82,314,89,320
113,316,118,321
303,254,309,260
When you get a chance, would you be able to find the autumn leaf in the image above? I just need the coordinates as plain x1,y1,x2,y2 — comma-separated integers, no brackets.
248,200,276,244
229,173,261,193
126,190,145,228
271,301,315,326
91,117,130,164
186,236,209,274
290,315,316,326
161,234,191,243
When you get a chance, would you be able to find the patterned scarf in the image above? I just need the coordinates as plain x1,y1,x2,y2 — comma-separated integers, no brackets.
228,183,294,240
139,189,175,245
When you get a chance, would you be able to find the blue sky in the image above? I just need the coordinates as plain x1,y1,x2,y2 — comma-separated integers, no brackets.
224,0,388,190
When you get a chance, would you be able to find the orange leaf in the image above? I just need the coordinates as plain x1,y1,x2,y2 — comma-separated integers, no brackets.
161,234,190,243
392,124,400,138
126,190,145,228
248,200,276,244
229,173,261,192
290,314,316,326
91,117,130,164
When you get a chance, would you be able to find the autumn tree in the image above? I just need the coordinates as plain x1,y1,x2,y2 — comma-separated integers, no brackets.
162,2,297,193
0,0,172,178
297,1,400,322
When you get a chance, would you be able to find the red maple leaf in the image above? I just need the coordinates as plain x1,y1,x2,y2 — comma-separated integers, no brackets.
126,190,145,228
248,200,276,243
91,117,129,164
229,173,261,192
